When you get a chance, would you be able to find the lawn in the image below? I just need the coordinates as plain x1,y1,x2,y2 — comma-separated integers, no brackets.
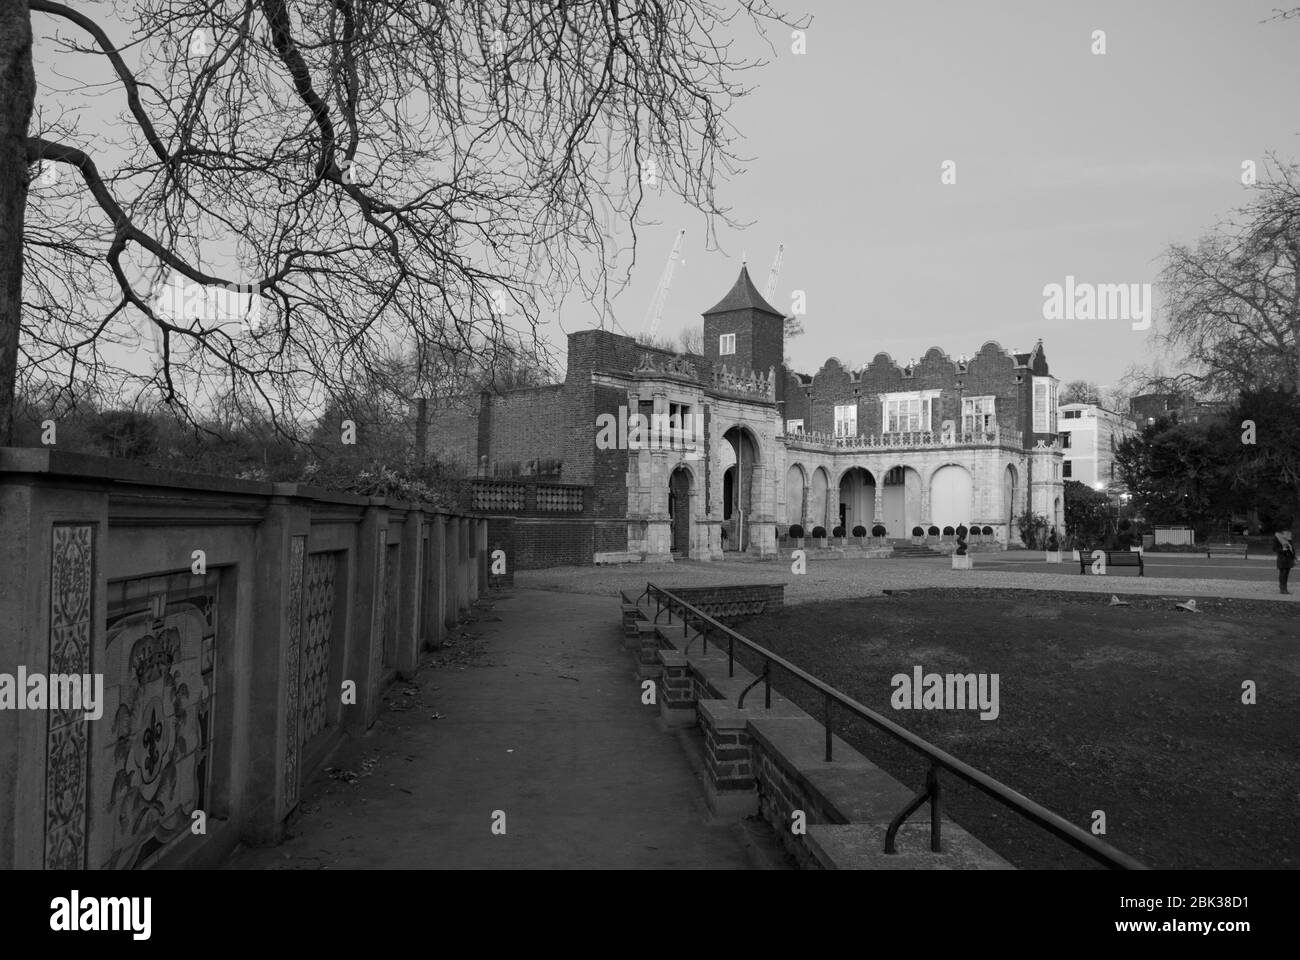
724,588,1299,869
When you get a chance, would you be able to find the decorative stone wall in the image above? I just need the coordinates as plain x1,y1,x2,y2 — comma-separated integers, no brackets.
0,448,491,869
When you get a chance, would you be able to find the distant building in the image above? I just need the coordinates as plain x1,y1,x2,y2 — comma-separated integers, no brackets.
1057,403,1138,490
421,267,1065,565
1129,392,1229,426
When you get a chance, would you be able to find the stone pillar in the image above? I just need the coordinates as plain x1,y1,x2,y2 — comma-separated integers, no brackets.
455,517,470,617
248,486,311,843
636,621,663,680
395,510,422,679
699,701,757,817
874,483,885,534
442,513,458,629
465,517,480,602
0,462,111,868
657,651,697,727
476,520,489,598
345,504,387,734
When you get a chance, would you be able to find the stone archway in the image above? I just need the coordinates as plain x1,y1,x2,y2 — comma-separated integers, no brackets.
930,464,973,530
1005,464,1019,534
669,465,693,555
808,466,830,534
837,467,875,535
785,463,807,527
721,425,760,551
881,465,922,538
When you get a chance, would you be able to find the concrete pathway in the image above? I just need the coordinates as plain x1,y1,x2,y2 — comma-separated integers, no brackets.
226,589,761,869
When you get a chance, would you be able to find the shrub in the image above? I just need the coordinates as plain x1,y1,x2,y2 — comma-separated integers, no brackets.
789,523,805,539
942,526,955,536
912,525,925,537
956,524,968,539
872,524,887,537
853,524,867,537
832,525,845,538
1017,512,1050,549
928,525,940,536
981,525,993,536
812,525,827,538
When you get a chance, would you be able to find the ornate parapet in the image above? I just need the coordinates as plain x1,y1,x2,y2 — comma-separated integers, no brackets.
783,427,1024,453
710,363,776,402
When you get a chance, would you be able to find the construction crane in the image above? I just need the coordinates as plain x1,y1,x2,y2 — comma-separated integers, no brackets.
763,242,784,300
641,228,686,342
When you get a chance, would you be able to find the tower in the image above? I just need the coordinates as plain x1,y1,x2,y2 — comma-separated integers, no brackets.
702,266,786,384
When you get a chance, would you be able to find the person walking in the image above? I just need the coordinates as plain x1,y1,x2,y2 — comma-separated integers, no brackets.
1274,528,1295,595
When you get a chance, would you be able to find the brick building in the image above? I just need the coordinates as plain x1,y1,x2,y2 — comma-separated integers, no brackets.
421,267,1064,565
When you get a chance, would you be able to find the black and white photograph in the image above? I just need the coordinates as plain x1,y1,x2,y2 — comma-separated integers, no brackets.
0,0,1294,942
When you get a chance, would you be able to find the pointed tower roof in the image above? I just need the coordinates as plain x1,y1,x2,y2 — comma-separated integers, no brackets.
702,265,785,318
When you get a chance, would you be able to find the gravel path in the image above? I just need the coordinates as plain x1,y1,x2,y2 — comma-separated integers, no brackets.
517,555,1299,605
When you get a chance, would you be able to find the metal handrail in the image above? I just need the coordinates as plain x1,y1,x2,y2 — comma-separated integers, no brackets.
640,582,1147,870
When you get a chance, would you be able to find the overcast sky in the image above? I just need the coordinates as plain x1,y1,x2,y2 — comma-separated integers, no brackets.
578,0,1300,390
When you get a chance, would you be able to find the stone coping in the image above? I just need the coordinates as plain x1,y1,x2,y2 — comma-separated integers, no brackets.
0,447,483,516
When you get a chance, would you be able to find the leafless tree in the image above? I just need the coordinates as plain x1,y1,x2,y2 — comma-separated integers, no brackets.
2,0,807,444
1153,160,1300,398
1059,379,1101,405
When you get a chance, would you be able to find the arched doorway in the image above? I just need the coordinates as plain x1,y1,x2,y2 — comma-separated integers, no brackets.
882,465,922,537
669,466,692,555
808,466,830,533
930,464,973,530
721,426,759,551
1004,464,1018,533
838,467,875,535
785,464,807,527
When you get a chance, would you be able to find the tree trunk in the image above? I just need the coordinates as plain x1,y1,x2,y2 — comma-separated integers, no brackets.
0,2,35,446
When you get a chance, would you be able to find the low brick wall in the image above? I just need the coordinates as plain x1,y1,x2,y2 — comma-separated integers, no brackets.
658,583,784,620
629,588,1014,871
484,515,626,571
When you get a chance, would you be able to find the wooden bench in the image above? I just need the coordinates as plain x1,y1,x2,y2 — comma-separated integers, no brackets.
1205,543,1248,559
1078,549,1144,576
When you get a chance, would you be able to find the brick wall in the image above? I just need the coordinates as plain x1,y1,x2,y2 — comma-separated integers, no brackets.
660,583,784,619
755,746,833,869
705,719,755,795
485,385,567,469
704,307,783,381
425,404,479,471
797,340,1036,442
483,516,626,569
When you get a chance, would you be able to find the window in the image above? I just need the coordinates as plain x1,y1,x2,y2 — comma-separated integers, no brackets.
1059,431,1071,449
833,404,857,437
962,396,995,433
718,333,736,355
1063,409,1080,419
882,390,940,433
1032,377,1058,434
1063,460,1072,478
785,419,804,434
667,402,695,449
